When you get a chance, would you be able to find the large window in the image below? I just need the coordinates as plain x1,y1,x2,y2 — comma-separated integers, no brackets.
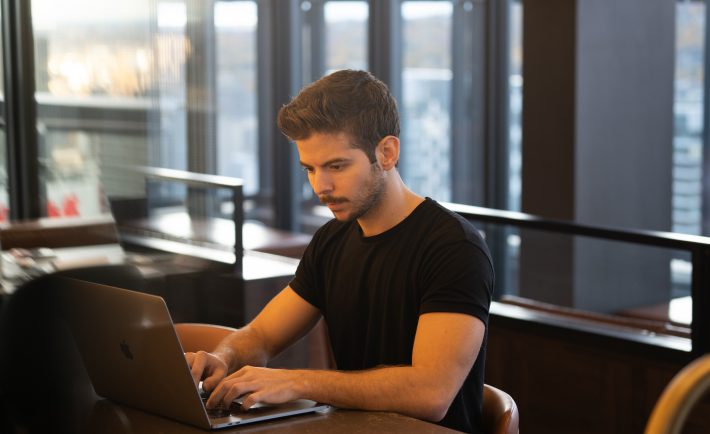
400,1,453,201
32,0,154,218
673,1,705,236
508,0,523,212
30,0,259,218
325,1,368,72
301,0,368,84
215,1,258,194
498,0,705,331
667,0,706,318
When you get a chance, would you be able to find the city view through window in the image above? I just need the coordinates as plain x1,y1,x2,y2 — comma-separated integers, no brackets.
401,1,453,201
674,1,706,236
31,0,258,220
15,0,710,246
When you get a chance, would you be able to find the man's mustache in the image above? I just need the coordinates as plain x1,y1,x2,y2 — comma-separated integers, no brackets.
319,196,347,204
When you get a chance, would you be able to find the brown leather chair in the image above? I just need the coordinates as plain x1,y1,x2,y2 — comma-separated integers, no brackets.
645,353,710,434
482,384,520,434
174,322,237,353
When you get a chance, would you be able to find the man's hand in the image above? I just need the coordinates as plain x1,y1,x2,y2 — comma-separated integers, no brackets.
205,366,302,410
183,286,321,395
185,351,229,392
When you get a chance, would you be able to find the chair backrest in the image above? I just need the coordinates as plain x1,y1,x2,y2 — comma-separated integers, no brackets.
0,273,97,434
55,263,145,292
174,322,238,353
482,384,520,434
645,353,710,434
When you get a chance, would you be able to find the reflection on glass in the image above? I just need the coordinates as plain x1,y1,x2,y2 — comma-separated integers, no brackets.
673,3,705,236
325,1,368,72
476,219,692,335
401,1,453,201
508,1,523,212
215,1,258,195
31,0,260,218
32,0,170,218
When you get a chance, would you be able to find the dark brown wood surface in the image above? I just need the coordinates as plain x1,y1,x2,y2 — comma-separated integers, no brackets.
0,216,119,249
485,301,710,434
88,400,461,434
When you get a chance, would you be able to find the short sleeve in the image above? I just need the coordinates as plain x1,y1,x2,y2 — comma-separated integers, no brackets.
288,228,325,311
419,240,494,325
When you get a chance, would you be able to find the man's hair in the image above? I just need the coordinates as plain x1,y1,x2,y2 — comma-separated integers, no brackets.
277,69,400,163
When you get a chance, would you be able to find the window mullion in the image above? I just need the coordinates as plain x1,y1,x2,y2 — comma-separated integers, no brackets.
2,0,40,220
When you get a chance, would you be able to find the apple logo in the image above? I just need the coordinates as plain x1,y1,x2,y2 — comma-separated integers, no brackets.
120,339,134,360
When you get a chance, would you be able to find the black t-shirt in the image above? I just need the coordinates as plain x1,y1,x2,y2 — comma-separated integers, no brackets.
290,198,494,433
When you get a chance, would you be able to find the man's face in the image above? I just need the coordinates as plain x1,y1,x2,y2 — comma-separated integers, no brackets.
297,132,386,222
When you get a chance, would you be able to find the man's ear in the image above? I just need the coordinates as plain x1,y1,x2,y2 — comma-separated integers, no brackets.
376,136,400,170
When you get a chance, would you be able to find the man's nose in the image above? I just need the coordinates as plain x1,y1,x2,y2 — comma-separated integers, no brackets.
312,171,333,196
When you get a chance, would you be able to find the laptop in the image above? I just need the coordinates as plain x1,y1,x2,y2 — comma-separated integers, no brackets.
57,277,329,430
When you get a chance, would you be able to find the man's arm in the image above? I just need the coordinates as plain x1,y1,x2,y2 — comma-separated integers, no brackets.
186,286,321,390
206,311,485,422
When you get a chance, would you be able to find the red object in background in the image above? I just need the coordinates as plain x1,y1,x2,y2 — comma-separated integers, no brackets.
46,194,81,217
0,204,8,222
47,200,62,217
63,194,80,216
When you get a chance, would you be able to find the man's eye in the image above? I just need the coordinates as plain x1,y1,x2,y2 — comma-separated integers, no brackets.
302,167,314,174
329,164,343,171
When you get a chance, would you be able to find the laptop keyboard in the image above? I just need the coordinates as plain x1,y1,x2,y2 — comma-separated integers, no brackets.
205,403,232,418
203,399,251,418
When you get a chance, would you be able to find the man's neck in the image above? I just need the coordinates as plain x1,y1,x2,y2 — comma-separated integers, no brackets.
357,172,424,237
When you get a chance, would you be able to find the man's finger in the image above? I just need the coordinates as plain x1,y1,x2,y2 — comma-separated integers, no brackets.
189,352,207,386
202,364,227,392
222,380,251,407
205,380,228,409
241,392,259,410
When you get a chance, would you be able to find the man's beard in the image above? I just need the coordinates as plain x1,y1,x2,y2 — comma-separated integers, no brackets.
319,163,386,222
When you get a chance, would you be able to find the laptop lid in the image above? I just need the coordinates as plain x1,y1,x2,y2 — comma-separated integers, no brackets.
58,277,327,429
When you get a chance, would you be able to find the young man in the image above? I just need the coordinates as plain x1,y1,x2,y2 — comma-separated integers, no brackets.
186,69,494,433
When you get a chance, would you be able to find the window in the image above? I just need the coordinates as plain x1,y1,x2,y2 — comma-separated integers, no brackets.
215,1,258,195
32,0,169,218
324,1,368,72
301,0,368,82
21,0,521,233
31,0,260,218
669,0,706,315
400,1,453,201
508,0,523,212
673,1,705,236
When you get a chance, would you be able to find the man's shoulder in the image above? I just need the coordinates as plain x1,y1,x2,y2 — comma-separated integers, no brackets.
418,199,486,241
415,199,493,266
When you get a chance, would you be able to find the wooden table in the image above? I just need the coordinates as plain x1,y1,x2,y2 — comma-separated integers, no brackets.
87,399,461,434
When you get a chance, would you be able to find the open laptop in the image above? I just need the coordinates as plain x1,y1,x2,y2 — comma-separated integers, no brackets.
57,277,329,430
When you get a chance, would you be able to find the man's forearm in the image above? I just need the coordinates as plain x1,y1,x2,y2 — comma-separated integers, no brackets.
213,327,270,373
293,366,455,422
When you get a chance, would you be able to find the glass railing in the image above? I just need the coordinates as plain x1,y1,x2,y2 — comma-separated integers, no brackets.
446,202,710,356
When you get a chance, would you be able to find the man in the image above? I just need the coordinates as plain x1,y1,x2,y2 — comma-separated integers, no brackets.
186,69,494,433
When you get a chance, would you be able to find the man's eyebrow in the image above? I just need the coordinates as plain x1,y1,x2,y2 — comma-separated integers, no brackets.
299,158,351,168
